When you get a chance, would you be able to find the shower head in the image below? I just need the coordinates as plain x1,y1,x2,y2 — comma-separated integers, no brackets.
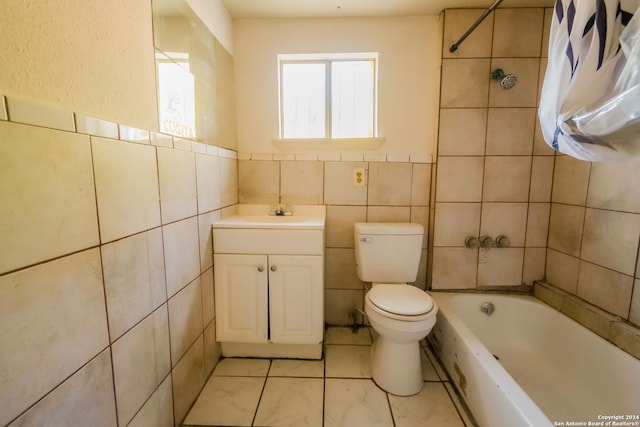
491,69,517,90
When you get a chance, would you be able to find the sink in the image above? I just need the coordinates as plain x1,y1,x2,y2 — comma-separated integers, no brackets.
212,205,325,230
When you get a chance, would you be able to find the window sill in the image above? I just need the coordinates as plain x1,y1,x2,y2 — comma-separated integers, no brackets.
273,137,385,151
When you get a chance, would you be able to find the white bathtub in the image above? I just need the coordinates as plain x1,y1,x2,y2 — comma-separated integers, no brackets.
429,292,640,427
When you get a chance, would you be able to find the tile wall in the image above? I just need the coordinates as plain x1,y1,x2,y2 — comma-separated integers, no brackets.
434,8,639,358
432,8,555,289
238,154,432,325
0,96,238,427
540,152,640,356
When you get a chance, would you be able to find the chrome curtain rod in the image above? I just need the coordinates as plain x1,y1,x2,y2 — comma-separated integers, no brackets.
449,0,504,52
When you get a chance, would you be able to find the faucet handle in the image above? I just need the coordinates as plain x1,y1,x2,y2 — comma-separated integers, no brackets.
464,236,480,248
479,236,495,248
496,235,511,248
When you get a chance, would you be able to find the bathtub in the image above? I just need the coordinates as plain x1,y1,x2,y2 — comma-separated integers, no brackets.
429,292,640,427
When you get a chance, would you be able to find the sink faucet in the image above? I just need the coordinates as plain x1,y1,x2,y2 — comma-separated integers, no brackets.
270,205,291,216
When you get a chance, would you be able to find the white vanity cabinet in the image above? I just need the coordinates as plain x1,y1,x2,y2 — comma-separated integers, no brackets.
214,254,323,344
212,205,325,359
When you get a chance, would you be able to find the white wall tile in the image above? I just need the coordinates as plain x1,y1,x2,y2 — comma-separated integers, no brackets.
581,209,640,276
151,132,173,148
75,114,118,138
0,122,99,274
587,157,640,213
411,163,431,207
431,248,478,289
195,153,222,213
493,8,543,57
577,261,634,318
546,249,580,294
281,161,324,205
168,277,203,366
435,157,484,202
172,336,205,425
119,125,150,144
480,202,528,247
92,137,161,242
163,217,201,297
112,307,171,426
157,148,198,224
548,204,585,257
483,156,531,202
440,59,490,108
433,203,481,247
102,228,167,341
0,249,108,426
220,156,239,207
438,108,487,156
368,162,412,206
201,268,215,325
6,97,75,131
127,376,174,427
551,155,591,205
324,162,368,205
198,210,220,272
7,350,116,427
443,9,493,58
477,248,524,287
486,108,536,155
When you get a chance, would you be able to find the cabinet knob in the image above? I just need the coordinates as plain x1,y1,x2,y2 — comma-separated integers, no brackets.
257,265,264,272
270,265,277,272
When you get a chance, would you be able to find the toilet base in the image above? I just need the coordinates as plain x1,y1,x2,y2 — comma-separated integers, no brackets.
370,336,424,396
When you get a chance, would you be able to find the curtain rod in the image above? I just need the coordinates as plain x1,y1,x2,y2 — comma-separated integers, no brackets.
449,0,504,53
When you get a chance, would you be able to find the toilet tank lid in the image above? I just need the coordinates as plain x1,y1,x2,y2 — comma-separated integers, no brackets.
354,222,424,235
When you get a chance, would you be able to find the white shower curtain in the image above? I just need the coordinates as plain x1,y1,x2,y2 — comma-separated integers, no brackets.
538,0,640,161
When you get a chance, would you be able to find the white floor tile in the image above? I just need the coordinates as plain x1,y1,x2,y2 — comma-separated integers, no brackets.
254,377,324,427
389,382,466,427
181,328,477,427
269,359,324,377
325,345,371,378
324,378,394,427
213,357,271,377
183,376,264,426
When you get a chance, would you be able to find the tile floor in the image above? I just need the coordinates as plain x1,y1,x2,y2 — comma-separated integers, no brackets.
182,327,476,427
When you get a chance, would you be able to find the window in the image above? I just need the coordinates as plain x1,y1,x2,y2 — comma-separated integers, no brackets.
278,53,378,140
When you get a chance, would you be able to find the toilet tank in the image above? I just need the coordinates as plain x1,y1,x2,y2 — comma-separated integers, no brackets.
354,223,424,283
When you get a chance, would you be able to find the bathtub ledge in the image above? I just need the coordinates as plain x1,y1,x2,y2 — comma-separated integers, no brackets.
534,281,640,360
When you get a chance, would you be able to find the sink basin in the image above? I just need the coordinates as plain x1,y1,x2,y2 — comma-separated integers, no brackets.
212,205,325,230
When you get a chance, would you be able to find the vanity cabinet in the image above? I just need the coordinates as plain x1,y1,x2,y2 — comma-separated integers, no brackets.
212,205,325,359
214,254,323,344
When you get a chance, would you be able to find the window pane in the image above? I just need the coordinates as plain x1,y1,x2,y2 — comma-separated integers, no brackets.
331,61,374,138
282,63,326,138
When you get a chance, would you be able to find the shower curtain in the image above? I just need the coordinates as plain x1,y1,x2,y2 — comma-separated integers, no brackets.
538,0,640,161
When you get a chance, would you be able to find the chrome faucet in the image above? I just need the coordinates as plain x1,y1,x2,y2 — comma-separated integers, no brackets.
270,205,291,216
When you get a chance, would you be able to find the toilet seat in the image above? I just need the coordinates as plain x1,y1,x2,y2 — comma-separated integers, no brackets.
367,284,434,317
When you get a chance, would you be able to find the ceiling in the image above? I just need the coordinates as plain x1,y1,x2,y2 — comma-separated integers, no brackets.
219,0,554,19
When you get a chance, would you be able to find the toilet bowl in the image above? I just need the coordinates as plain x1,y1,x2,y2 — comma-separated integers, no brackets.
364,283,438,396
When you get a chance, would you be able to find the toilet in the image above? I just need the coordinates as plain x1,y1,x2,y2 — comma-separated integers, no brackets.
354,222,438,396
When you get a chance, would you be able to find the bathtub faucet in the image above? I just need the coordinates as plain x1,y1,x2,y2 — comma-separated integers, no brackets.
479,236,495,248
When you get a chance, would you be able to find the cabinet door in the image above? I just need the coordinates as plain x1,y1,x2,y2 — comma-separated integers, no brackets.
214,254,268,343
268,255,323,344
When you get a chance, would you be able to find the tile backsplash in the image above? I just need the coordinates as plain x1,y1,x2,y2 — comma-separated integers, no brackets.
0,96,237,426
238,155,432,325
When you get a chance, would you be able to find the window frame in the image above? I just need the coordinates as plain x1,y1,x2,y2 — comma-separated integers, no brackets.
277,52,379,141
